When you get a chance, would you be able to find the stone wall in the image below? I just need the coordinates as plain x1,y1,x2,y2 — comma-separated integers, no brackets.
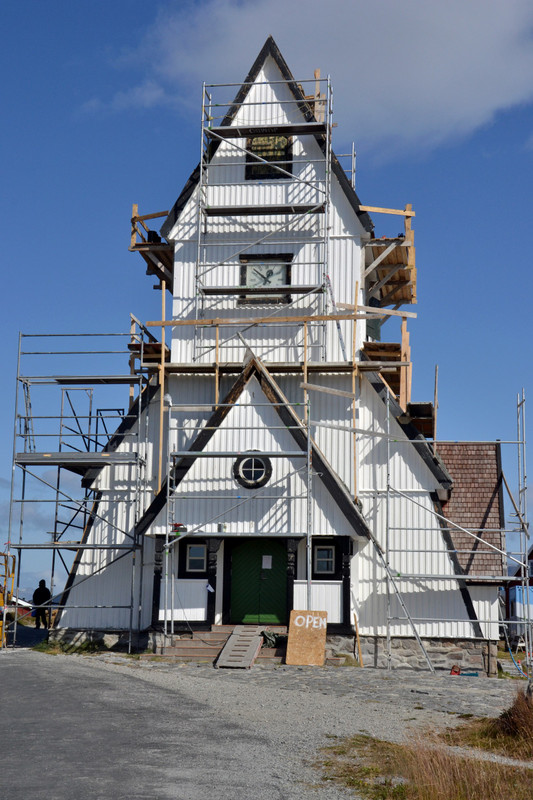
49,628,155,651
326,635,498,676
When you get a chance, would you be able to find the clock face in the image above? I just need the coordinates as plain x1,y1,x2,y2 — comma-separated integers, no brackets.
240,259,291,303
246,261,287,289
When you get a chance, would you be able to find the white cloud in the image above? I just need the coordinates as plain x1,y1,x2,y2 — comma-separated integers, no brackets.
82,79,176,114
99,0,533,156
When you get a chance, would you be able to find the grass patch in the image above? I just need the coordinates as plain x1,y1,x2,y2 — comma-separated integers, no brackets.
321,735,407,799
32,639,62,655
444,687,533,760
32,638,108,656
320,733,533,800
340,654,362,667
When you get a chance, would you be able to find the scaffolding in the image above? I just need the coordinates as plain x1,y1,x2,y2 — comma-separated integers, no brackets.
4,323,158,651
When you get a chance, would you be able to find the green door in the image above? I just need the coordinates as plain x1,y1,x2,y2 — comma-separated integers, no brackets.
230,539,287,624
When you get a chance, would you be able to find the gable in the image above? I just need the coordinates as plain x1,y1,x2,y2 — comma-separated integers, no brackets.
160,36,373,240
135,358,371,541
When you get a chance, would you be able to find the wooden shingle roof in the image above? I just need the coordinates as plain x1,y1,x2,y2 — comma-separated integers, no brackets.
437,443,505,579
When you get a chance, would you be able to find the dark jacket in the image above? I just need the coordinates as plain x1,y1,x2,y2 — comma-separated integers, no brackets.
33,586,51,606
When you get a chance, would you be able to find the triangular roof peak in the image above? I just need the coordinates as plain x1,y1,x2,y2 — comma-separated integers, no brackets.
219,35,313,127
160,39,374,237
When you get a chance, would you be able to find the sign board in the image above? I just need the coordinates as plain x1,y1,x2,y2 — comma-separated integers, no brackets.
285,609,328,666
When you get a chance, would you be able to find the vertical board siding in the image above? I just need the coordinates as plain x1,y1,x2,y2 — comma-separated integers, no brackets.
293,581,342,623
470,586,499,640
169,377,309,536
58,389,163,629
159,579,208,622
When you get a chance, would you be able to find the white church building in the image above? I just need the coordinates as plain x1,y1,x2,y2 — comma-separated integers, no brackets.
22,37,506,671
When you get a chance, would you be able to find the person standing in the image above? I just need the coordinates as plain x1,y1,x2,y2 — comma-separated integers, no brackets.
32,580,51,629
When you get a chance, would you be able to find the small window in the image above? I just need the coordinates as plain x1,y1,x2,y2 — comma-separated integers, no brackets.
178,539,208,578
310,538,342,580
245,135,292,180
233,452,272,489
187,544,207,572
314,546,335,575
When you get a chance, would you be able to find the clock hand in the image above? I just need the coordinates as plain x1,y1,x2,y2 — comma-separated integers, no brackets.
263,268,274,285
252,268,264,280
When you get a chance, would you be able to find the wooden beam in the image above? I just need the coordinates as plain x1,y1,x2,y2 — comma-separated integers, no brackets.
404,203,414,245
300,382,355,399
367,264,405,300
399,317,408,411
337,303,416,319
357,205,415,217
132,210,170,222
352,281,359,501
364,240,404,279
130,203,138,249
147,312,383,328
356,361,410,369
378,281,412,307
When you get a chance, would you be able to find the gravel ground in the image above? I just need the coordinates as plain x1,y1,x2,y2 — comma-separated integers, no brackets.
1,648,530,800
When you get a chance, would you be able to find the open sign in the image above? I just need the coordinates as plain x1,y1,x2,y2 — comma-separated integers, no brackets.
286,609,328,666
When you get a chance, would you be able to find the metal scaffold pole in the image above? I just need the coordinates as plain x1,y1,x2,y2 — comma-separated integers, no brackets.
385,392,391,670
517,390,531,676
306,394,312,611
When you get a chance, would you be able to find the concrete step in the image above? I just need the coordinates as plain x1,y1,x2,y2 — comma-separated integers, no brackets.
140,654,215,663
161,642,225,656
190,632,229,642
211,625,288,634
155,632,229,655
255,647,285,664
150,625,288,664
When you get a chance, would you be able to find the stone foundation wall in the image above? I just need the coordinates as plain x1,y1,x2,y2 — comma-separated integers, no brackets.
49,628,156,651
50,628,498,676
326,635,498,676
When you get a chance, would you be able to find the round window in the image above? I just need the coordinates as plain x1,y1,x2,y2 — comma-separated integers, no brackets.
233,451,272,489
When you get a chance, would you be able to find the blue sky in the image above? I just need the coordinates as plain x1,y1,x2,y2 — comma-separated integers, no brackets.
1,0,532,591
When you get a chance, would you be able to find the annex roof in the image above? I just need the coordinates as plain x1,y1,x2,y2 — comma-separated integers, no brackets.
160,35,374,239
437,443,505,579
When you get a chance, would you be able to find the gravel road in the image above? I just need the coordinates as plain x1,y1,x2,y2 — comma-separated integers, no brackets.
0,648,527,800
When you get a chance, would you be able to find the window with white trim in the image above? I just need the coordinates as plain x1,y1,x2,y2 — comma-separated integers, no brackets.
314,545,335,575
186,543,207,572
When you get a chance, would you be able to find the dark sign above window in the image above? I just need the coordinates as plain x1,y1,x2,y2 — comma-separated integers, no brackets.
245,135,292,180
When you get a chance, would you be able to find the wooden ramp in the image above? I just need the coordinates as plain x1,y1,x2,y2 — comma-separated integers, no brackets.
215,625,264,669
